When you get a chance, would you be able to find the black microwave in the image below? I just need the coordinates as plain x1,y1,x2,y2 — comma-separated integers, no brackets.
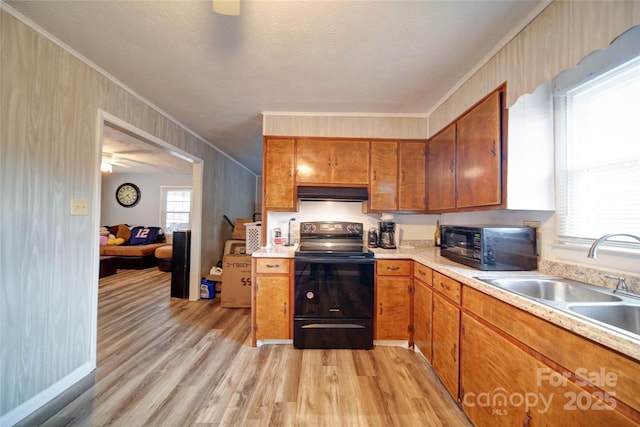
440,225,537,271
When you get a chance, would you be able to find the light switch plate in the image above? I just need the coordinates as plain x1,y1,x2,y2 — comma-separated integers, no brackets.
70,198,89,216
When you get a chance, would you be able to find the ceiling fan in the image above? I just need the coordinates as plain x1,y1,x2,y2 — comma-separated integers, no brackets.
101,152,138,172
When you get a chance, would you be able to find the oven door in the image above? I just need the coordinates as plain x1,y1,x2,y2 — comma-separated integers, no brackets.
293,256,374,319
294,255,374,349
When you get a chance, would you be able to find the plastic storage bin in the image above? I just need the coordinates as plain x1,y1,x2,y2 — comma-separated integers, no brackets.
200,278,216,299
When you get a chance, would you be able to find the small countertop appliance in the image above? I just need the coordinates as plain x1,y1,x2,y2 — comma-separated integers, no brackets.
379,221,396,249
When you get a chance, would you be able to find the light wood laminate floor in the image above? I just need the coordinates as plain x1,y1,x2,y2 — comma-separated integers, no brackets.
41,268,470,426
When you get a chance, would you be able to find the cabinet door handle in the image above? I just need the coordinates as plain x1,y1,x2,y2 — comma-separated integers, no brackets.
379,303,383,315
266,264,280,268
490,140,496,157
449,160,454,173
386,266,400,271
327,156,332,166
283,302,287,314
522,410,532,427
402,171,406,182
450,343,457,362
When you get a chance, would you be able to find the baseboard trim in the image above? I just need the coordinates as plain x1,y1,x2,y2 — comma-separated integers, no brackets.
7,368,95,427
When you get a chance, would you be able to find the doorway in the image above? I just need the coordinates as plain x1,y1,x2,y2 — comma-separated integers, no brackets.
90,110,204,367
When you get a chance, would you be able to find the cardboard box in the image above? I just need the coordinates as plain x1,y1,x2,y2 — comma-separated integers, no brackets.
231,218,254,240
221,254,252,308
206,271,224,293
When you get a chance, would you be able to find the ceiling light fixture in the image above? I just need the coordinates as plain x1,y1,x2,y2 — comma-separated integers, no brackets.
101,157,113,173
213,0,240,16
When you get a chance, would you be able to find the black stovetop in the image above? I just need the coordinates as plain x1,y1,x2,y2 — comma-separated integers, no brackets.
295,221,373,258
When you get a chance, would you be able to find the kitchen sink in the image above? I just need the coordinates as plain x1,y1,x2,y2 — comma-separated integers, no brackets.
476,277,622,303
568,304,640,336
476,275,640,339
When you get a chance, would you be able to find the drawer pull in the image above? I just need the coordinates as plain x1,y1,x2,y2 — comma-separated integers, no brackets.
266,264,280,268
419,270,426,276
386,266,400,271
440,282,451,291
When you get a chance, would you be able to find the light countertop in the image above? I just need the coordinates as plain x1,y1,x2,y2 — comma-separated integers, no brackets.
252,245,640,361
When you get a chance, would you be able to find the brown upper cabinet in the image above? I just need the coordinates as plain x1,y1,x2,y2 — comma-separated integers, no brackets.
427,87,505,212
263,138,296,211
370,140,426,212
398,141,426,211
296,138,370,185
427,125,456,211
369,141,398,211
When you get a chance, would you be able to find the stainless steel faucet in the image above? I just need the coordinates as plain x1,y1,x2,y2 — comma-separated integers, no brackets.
604,274,629,292
587,233,640,259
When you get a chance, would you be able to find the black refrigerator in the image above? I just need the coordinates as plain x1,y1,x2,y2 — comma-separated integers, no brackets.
171,230,191,298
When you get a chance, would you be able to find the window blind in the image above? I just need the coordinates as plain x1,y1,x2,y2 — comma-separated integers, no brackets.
556,56,640,244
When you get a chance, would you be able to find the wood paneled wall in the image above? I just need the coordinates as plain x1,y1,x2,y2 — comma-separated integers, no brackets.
429,0,640,136
0,8,255,423
262,113,428,139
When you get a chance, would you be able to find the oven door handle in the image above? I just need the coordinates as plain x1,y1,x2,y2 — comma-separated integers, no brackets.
294,256,374,265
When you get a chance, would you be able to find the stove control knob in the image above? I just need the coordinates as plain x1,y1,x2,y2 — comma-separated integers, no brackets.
306,291,315,300
302,224,317,233
347,223,361,234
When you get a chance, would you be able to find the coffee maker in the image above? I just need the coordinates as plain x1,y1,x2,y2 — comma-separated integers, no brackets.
379,221,396,249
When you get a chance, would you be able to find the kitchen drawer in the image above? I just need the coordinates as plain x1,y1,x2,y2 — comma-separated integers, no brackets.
433,271,461,303
255,258,290,274
413,262,432,285
376,259,411,276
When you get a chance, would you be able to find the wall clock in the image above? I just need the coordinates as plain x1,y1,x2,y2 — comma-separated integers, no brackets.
116,183,141,207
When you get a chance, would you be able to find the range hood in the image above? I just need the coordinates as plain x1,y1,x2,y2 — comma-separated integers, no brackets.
297,186,369,202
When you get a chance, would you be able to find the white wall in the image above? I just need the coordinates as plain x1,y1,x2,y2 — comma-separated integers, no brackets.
268,202,440,247
101,172,191,227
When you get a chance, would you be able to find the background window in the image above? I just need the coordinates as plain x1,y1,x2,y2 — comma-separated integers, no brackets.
161,187,191,234
555,55,640,247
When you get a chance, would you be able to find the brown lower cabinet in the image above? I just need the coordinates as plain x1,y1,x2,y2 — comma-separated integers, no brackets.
461,285,640,426
411,264,640,425
375,259,412,340
432,291,460,399
252,258,292,344
413,263,433,361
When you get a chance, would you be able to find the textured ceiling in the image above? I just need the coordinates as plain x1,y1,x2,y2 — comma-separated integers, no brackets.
5,0,545,175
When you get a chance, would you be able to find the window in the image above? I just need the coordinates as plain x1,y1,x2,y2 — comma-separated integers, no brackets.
555,54,640,248
161,187,191,234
